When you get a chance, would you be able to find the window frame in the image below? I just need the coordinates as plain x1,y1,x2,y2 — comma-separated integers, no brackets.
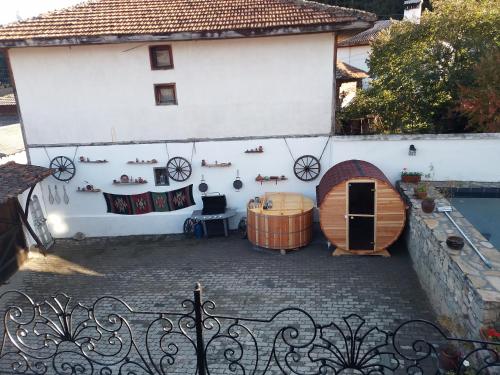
149,45,174,70
154,83,177,106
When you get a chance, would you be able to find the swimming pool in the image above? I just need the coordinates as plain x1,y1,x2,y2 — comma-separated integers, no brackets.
449,196,500,249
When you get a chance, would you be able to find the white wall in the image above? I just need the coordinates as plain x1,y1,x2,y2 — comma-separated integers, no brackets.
403,3,423,24
10,34,335,145
337,45,371,72
0,150,27,165
28,133,500,238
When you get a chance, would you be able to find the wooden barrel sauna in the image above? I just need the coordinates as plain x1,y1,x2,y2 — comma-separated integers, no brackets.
316,160,406,256
247,192,313,250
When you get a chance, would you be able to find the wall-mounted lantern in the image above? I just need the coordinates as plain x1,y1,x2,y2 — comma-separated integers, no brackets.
409,144,417,156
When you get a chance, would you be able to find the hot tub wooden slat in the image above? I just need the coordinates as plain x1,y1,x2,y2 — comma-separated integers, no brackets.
247,193,313,250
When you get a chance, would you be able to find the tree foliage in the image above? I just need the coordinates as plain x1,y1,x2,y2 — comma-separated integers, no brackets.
341,0,500,133
318,1,431,19
457,50,500,132
319,0,404,19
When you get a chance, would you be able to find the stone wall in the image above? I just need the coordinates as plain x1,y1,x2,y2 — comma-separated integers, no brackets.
400,182,500,338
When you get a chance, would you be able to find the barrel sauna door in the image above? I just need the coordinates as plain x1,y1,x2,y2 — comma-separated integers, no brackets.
347,182,375,251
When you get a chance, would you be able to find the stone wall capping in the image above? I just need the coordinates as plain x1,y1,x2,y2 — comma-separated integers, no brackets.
400,180,500,338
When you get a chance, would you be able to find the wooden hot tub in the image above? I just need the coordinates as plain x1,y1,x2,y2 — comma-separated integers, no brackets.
247,192,314,250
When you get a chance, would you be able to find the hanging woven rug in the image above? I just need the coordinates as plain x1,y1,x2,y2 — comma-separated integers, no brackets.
103,185,195,215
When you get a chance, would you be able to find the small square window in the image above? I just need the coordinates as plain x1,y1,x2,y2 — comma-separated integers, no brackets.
155,84,177,105
149,45,173,70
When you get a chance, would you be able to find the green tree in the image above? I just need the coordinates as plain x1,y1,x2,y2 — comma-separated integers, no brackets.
318,1,431,20
342,0,500,133
457,51,500,132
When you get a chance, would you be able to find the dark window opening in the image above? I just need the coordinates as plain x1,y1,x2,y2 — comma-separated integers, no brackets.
149,46,173,70
154,83,177,106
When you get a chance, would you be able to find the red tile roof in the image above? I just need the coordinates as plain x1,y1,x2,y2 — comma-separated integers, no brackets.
0,93,16,106
0,162,53,204
316,159,391,206
336,60,368,81
0,0,376,45
338,20,392,47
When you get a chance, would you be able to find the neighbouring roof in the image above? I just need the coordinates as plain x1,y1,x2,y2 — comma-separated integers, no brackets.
316,159,391,206
404,0,421,6
0,0,376,47
336,60,368,81
0,93,16,106
338,19,393,47
0,162,53,204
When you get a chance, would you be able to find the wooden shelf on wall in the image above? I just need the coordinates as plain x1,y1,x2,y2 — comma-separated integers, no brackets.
255,175,287,185
127,160,158,164
201,160,232,168
245,147,264,153
79,159,108,163
112,181,148,185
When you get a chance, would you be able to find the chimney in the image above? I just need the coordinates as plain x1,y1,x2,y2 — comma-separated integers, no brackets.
403,0,422,24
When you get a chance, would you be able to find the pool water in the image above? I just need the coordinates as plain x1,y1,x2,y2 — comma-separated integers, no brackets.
450,197,500,249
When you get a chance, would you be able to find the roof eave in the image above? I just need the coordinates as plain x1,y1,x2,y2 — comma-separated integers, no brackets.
0,20,375,48
338,41,370,48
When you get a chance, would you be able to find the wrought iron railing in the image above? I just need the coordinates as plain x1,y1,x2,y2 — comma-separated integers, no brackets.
0,283,498,374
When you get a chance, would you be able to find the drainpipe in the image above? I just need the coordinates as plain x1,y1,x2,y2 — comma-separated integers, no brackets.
331,32,338,135
3,48,31,164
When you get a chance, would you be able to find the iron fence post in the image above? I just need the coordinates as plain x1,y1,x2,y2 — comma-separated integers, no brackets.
194,283,206,375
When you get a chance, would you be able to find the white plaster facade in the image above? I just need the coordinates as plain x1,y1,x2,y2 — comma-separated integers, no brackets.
25,134,500,238
7,29,500,240
337,45,371,72
10,33,335,145
403,0,423,24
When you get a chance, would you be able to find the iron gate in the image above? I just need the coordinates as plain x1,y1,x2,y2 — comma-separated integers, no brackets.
0,284,498,374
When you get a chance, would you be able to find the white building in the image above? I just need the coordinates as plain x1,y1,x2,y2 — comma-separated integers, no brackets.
0,0,376,238
337,20,393,73
2,0,496,244
337,0,422,74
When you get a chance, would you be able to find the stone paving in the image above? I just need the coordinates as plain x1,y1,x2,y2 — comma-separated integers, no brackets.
0,230,441,374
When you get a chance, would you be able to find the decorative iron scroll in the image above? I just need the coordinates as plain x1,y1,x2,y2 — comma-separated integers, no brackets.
0,285,498,374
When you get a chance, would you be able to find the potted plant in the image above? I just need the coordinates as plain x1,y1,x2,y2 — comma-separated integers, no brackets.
414,183,428,199
421,197,435,213
480,326,500,342
438,343,461,371
479,326,500,353
401,168,422,184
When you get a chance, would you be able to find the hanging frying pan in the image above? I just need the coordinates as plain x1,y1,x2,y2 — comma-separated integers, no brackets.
233,170,243,191
198,175,208,193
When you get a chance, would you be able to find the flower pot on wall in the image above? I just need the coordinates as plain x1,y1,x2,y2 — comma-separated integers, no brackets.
415,191,427,199
402,175,421,183
446,236,464,250
421,198,435,213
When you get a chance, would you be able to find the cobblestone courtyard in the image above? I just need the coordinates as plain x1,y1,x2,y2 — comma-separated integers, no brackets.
2,231,436,323
0,231,440,374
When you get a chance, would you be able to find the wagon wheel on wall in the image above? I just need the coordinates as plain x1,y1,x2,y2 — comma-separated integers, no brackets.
293,155,321,182
49,156,76,181
167,157,192,182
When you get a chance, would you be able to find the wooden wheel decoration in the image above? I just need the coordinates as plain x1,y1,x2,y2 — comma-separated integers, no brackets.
167,157,192,182
49,156,76,181
293,155,320,182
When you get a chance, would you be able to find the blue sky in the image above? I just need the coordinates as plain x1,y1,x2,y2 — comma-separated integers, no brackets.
0,0,83,25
